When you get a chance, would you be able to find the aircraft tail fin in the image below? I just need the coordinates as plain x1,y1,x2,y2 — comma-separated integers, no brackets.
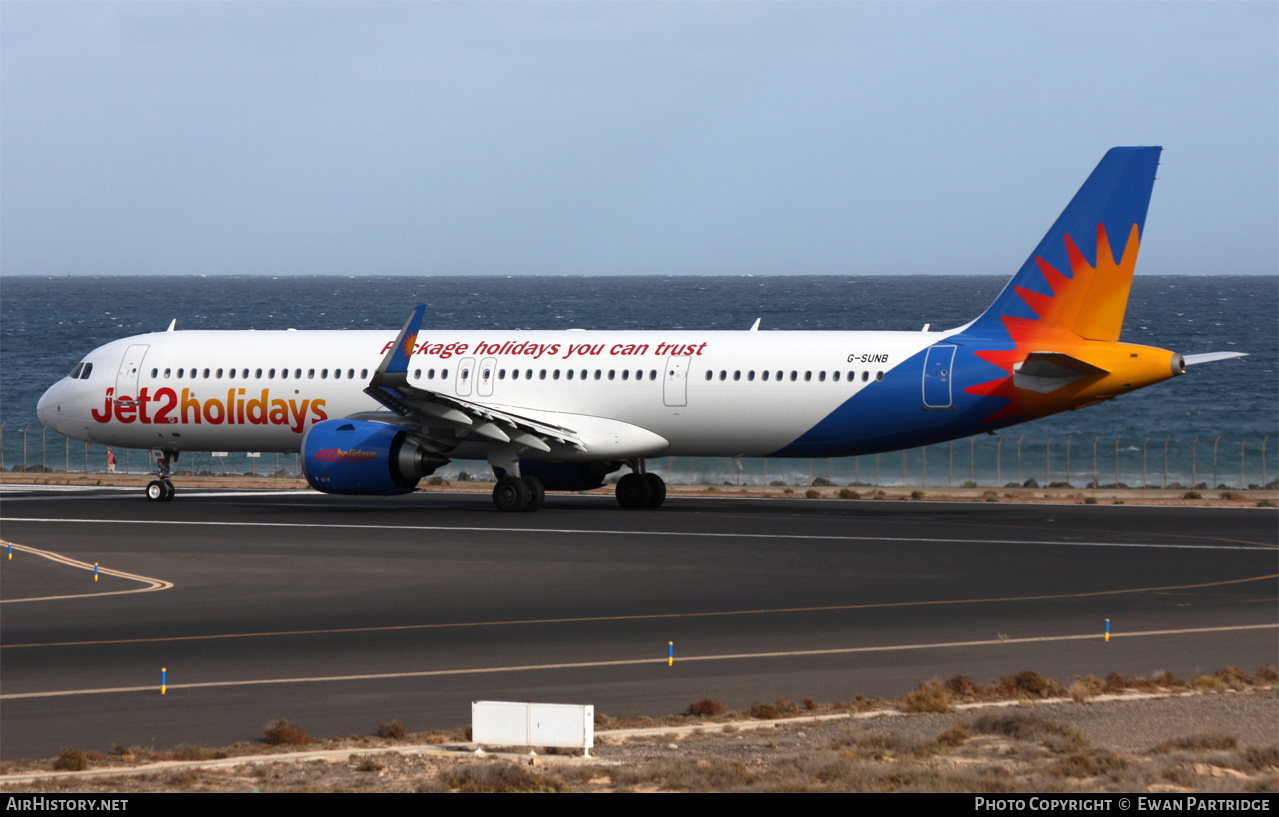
970,147,1161,341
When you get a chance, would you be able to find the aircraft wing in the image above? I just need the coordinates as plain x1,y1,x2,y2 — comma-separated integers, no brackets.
358,305,587,455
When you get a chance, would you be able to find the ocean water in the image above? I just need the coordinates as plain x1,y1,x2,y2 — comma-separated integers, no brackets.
2,275,1275,486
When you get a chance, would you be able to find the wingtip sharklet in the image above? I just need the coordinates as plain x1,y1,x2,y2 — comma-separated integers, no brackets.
373,305,427,384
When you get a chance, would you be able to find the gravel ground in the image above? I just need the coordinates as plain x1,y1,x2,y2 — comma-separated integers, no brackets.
2,689,1275,792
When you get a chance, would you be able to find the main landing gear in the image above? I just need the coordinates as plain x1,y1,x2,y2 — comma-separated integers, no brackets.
616,467,666,509
146,449,177,503
492,474,545,513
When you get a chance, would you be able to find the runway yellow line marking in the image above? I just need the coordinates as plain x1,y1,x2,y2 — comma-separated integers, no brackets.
3,623,1274,701
0,540,173,602
1,516,1272,550
5,573,1274,649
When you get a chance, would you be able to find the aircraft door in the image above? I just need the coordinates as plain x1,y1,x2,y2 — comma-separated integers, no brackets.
477,357,496,397
663,355,690,407
922,344,956,410
456,358,475,396
114,344,150,402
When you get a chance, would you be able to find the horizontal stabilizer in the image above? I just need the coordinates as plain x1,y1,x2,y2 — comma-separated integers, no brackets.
1013,351,1109,394
1183,352,1248,366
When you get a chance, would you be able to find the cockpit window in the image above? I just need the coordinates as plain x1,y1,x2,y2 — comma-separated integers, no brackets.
69,363,84,379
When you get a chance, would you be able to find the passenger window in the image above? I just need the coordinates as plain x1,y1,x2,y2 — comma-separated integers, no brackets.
255,369,263,379
321,369,329,379
333,369,341,380
804,371,812,382
204,368,211,379
361,369,368,379
861,371,869,382
636,370,643,381
428,369,435,379
719,370,727,381
876,371,884,381
762,370,770,381
621,370,629,380
511,369,519,380
832,372,839,382
499,369,506,380
540,370,547,380
580,369,587,381
440,369,448,380
553,369,560,380
216,368,223,379
733,371,741,381
268,369,275,379
151,368,158,378
348,369,355,379
608,370,615,380
525,369,533,380
748,371,755,381
705,371,713,381
789,371,797,382
281,369,288,380
650,370,657,380
567,370,574,380
177,368,185,378
413,369,421,380
819,371,826,382
294,369,302,379
164,368,172,379
595,370,602,380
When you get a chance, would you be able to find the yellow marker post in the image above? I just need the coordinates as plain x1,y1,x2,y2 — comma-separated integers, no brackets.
1104,619,1110,642
93,563,99,582
161,668,167,695
668,642,673,666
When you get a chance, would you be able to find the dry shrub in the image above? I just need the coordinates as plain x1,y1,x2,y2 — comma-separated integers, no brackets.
1151,732,1239,754
945,675,983,699
773,698,800,715
902,679,951,713
53,748,88,771
376,720,407,740
1257,664,1278,684
839,488,860,499
805,489,821,499
263,718,310,746
749,701,781,720
1051,749,1129,779
910,490,925,500
968,712,1086,752
1214,666,1253,690
938,723,970,748
802,697,818,711
686,698,730,717
171,744,216,761
442,761,568,793
996,670,1063,699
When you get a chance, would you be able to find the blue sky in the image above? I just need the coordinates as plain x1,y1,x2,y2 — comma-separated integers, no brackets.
2,2,1275,277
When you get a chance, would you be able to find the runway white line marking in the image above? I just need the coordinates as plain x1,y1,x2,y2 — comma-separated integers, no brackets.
0,541,174,602
4,623,1273,700
1,516,1271,550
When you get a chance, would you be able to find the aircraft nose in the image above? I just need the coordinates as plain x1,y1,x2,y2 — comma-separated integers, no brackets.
37,380,68,433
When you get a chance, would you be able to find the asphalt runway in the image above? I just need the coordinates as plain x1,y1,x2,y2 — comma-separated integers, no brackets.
1,486,1275,760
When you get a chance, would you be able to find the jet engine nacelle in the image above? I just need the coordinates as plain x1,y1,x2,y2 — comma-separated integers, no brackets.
301,419,447,496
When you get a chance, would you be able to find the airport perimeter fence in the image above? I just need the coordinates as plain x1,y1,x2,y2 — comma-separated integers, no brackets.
1,422,1274,492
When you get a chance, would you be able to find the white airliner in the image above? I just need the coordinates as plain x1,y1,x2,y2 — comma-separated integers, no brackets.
36,147,1243,511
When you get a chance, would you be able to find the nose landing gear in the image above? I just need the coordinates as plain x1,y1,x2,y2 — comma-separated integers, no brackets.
146,450,178,502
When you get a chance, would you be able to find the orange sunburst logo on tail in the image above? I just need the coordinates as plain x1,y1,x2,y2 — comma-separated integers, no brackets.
965,223,1140,424
399,332,418,359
